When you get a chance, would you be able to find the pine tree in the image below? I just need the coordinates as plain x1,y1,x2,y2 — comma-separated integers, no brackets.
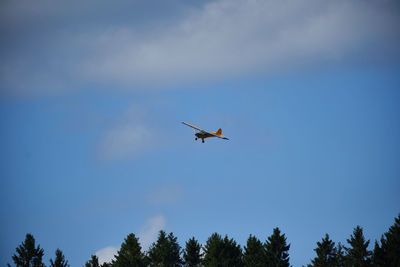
85,255,100,267
203,233,243,267
112,233,147,267
243,235,266,267
264,227,290,267
371,238,386,267
220,235,243,267
345,226,371,267
50,249,69,267
335,242,347,267
183,237,202,267
148,230,182,266
9,233,45,267
203,233,224,267
308,234,337,267
382,214,400,266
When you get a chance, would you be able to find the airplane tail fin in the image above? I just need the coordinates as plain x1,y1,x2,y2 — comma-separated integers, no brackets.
216,128,222,135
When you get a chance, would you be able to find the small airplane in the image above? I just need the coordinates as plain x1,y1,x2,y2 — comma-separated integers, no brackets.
182,122,229,143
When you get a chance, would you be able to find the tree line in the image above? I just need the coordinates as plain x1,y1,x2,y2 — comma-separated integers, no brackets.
8,214,400,267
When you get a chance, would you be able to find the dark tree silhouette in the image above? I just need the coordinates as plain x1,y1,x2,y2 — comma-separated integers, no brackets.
308,234,337,267
112,233,147,267
264,227,290,267
50,249,69,267
203,233,243,267
203,233,223,267
371,238,386,267
85,255,100,267
9,214,400,267
148,230,182,266
183,237,202,267
220,235,243,267
335,242,347,267
9,233,45,267
382,214,400,267
345,226,371,267
243,234,266,267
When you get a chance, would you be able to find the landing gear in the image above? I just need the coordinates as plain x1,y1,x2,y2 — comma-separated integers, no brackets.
195,137,198,140
202,139,204,143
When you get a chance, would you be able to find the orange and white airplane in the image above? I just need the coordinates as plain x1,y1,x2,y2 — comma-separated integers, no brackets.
182,122,229,143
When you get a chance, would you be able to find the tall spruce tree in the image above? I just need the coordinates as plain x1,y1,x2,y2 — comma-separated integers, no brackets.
203,233,224,267
220,235,243,267
264,227,290,267
345,226,371,267
112,233,147,267
203,233,243,267
85,255,100,267
371,238,386,267
183,237,202,267
308,234,337,267
9,233,45,267
243,234,266,267
382,214,400,266
148,230,182,266
50,249,69,267
335,242,347,267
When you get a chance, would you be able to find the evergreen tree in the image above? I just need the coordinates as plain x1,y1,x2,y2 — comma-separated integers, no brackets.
183,237,202,267
112,233,147,267
308,234,336,267
203,233,224,267
243,235,266,267
203,233,243,267
220,235,243,267
371,238,386,267
9,233,45,267
85,255,100,267
264,227,290,267
382,214,400,266
50,249,69,267
335,243,347,267
345,226,371,267
148,230,182,266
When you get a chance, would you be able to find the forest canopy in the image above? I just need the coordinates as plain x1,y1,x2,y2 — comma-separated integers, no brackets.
8,214,400,267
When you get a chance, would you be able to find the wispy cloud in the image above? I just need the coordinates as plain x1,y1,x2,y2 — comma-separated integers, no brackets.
138,214,167,251
94,214,166,263
95,246,118,265
98,124,155,161
97,104,160,161
1,0,399,94
145,183,184,206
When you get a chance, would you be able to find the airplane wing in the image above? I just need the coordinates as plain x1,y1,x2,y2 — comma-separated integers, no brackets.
182,122,205,132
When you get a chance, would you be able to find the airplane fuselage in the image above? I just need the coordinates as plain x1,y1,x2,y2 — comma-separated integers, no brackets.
195,131,214,139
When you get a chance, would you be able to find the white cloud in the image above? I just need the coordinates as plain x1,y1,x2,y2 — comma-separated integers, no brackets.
145,183,184,205
95,246,118,265
138,214,167,251
95,214,166,263
97,104,161,161
98,124,154,160
1,0,399,94
81,0,400,87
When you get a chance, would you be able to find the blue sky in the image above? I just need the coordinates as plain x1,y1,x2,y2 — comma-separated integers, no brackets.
1,0,399,266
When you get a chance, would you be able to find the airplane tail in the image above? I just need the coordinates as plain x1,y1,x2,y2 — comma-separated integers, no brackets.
216,128,222,135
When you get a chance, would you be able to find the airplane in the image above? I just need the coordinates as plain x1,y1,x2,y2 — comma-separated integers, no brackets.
182,122,229,143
